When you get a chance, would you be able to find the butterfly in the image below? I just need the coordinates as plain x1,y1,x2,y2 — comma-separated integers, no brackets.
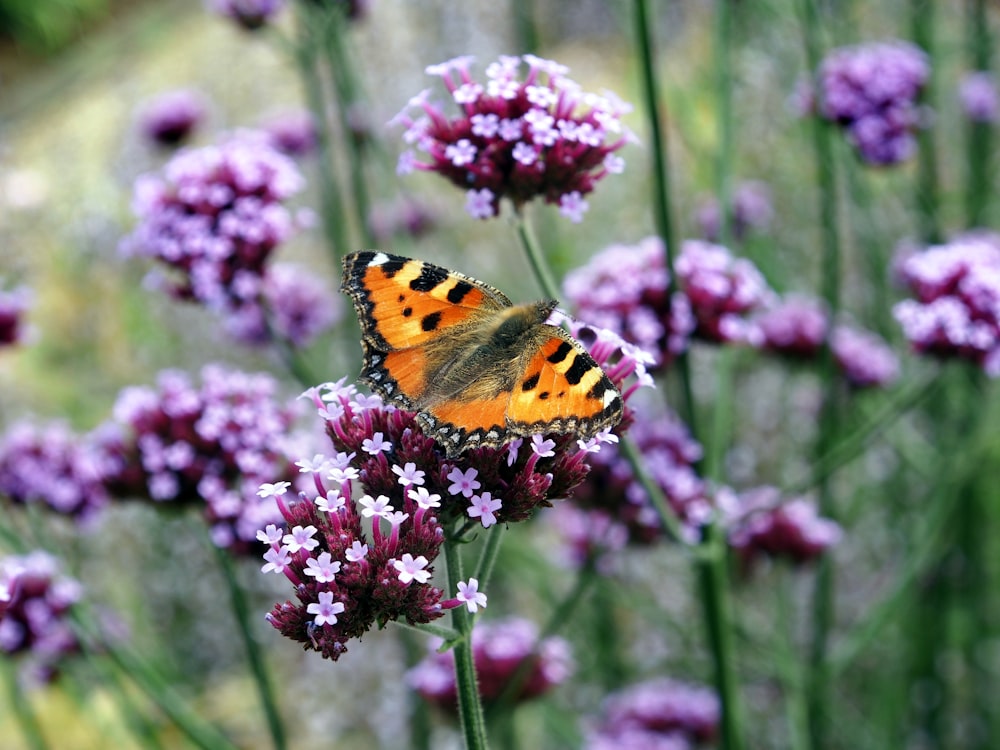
340,251,623,457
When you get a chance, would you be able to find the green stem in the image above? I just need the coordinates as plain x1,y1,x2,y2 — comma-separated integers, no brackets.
911,0,942,243
632,0,697,432
3,659,48,750
293,2,350,265
472,524,505,590
964,0,992,228
443,535,490,750
211,543,287,750
512,209,560,301
776,569,809,750
695,524,743,750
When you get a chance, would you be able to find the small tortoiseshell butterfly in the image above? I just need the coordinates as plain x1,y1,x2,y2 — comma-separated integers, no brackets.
341,251,623,457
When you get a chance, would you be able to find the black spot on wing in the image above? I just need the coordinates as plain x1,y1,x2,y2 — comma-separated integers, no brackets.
539,391,550,400
381,256,407,277
410,264,449,292
421,311,443,332
402,307,413,317
547,341,573,364
565,353,592,385
521,373,540,391
447,280,474,304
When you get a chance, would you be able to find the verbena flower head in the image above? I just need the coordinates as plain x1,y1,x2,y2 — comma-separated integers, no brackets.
209,0,284,29
391,54,633,222
261,110,318,156
584,678,720,749
893,233,1000,375
830,325,900,388
121,132,323,346
138,89,207,147
568,394,707,548
0,284,31,347
721,486,842,568
407,617,573,712
816,40,930,165
102,365,302,555
0,551,84,683
675,240,775,345
563,236,695,369
0,421,111,522
695,180,774,243
959,71,999,124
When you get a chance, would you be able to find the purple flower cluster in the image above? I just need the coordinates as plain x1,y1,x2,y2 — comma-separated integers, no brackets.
959,72,999,123
102,365,303,554
0,421,111,522
367,198,437,244
675,240,775,345
567,396,708,548
893,233,1000,375
407,617,573,711
391,54,632,222
563,236,694,369
261,110,318,157
758,296,900,389
138,89,207,147
122,133,335,347
721,486,842,568
584,678,720,750
816,41,930,165
0,284,31,347
694,180,774,243
0,551,84,683
209,0,284,30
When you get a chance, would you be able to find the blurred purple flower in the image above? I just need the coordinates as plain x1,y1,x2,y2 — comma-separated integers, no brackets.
0,551,84,683
757,295,829,358
830,325,899,388
959,71,1000,124
367,198,437,244
391,54,633,222
893,232,1000,375
408,617,573,712
694,180,774,242
0,421,111,522
0,284,31,347
138,89,207,147
101,365,307,555
584,678,719,749
261,110,318,156
721,486,842,568
815,40,929,165
209,0,284,29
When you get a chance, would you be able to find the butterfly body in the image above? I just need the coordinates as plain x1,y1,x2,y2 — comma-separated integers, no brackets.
341,251,622,456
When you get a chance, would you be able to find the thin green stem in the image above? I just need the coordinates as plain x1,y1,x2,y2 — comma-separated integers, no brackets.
964,0,993,228
443,535,490,750
696,524,743,750
776,569,809,750
619,437,685,544
472,524,505,590
512,209,560,301
3,659,48,750
632,0,697,433
211,543,286,750
911,0,942,243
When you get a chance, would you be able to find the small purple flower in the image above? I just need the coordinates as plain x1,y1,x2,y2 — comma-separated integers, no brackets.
830,325,900,388
138,89,207,147
391,54,633,221
814,40,930,165
757,295,829,357
407,617,573,711
0,551,85,683
101,364,307,555
367,198,437,244
0,421,111,522
121,132,309,346
695,180,774,242
0,284,31,347
721,486,842,568
893,232,1000,375
959,71,999,123
261,110,318,156
584,678,719,748
209,0,284,30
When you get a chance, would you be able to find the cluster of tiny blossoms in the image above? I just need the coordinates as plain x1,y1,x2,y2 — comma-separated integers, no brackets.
0,283,31,347
100,365,303,555
0,551,84,683
959,72,1000,124
392,54,632,223
407,617,573,712
122,132,337,347
0,421,112,522
719,486,842,570
757,296,900,389
584,678,720,750
815,40,930,165
893,233,1000,376
137,89,207,147
694,180,774,243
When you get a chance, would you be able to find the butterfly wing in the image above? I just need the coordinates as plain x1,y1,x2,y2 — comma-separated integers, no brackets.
341,251,512,408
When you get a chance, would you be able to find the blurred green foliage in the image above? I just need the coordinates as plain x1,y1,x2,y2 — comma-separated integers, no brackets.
0,0,108,52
